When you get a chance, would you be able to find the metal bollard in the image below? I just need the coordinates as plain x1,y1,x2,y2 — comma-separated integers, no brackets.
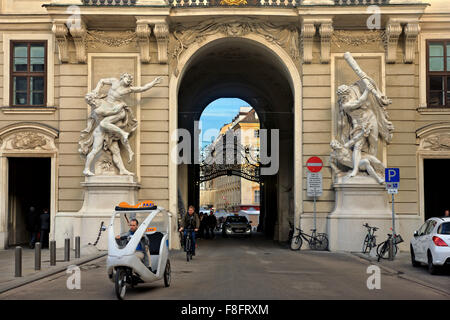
64,238,70,262
50,240,56,266
75,236,80,259
388,238,394,261
35,242,41,271
15,247,22,277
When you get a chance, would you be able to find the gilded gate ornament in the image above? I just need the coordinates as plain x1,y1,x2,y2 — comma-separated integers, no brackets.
220,0,248,5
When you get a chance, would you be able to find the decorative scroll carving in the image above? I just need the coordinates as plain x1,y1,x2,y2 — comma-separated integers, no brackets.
319,22,333,64
153,22,169,64
69,20,87,63
404,22,420,64
421,133,450,151
170,17,300,76
385,20,402,64
136,23,151,63
331,30,385,48
85,30,137,48
301,22,316,64
52,22,69,63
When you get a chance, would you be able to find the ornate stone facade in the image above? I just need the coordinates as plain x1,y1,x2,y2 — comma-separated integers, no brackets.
0,0,449,251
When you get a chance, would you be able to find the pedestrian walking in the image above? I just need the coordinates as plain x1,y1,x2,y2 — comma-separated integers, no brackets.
40,208,50,248
207,209,217,239
26,206,39,249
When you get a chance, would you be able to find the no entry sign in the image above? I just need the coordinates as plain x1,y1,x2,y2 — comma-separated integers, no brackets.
306,156,323,173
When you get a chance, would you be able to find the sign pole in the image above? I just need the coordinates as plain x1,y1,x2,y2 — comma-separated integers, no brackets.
313,194,317,233
392,193,396,236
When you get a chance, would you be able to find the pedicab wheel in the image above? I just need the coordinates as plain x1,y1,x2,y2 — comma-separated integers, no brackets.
290,236,302,251
164,259,171,287
115,268,127,300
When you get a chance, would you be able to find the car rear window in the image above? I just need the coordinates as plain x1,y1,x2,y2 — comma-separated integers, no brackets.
438,222,450,235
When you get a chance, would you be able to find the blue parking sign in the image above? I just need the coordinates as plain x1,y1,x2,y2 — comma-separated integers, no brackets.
385,168,400,183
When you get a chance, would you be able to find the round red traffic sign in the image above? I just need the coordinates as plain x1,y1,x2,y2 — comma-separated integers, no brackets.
306,156,323,173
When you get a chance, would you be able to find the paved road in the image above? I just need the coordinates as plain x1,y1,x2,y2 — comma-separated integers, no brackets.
1,234,449,300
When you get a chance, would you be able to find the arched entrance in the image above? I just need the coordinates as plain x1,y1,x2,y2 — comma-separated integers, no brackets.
170,35,302,243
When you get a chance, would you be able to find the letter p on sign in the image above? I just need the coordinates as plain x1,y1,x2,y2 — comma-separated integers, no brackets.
385,168,399,183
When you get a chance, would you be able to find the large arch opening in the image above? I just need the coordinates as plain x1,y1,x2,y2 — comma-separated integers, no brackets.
176,37,295,241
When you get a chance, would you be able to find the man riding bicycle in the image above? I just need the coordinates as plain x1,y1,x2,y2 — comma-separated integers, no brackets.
179,205,200,255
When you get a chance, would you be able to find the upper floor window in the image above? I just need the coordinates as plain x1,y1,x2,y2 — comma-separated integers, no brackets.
10,41,47,107
427,40,450,108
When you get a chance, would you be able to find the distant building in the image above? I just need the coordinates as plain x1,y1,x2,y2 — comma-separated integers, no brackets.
200,107,260,212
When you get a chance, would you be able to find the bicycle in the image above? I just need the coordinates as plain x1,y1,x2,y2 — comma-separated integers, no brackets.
290,228,328,251
376,231,403,261
362,223,378,254
183,228,195,262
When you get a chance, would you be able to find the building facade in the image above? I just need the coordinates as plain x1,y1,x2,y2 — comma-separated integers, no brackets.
0,0,449,250
200,107,260,212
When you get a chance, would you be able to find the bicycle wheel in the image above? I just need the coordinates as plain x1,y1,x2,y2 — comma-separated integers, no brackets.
376,242,388,261
290,235,302,251
362,234,370,253
115,268,127,300
314,234,328,251
186,237,191,262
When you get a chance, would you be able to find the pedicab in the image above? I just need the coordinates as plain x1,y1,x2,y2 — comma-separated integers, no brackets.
106,201,172,300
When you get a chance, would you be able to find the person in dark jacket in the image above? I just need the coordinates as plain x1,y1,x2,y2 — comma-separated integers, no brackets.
40,208,50,248
26,206,39,249
179,205,200,255
207,210,217,239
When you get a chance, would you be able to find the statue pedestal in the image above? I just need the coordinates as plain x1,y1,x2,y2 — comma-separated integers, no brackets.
55,176,140,250
327,176,398,252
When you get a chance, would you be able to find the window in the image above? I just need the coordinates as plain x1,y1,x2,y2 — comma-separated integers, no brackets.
437,222,450,235
425,220,437,235
417,221,428,236
10,41,47,107
254,190,260,204
427,40,450,108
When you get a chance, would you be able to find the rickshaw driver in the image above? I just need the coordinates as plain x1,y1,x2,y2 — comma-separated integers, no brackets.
115,219,153,270
179,205,200,255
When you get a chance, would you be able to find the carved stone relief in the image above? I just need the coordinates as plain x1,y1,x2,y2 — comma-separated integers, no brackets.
421,133,450,151
0,131,56,151
169,17,300,76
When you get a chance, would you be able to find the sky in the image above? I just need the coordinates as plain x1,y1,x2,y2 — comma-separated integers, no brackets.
199,98,251,149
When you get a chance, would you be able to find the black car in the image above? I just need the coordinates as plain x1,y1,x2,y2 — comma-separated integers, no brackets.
222,215,252,238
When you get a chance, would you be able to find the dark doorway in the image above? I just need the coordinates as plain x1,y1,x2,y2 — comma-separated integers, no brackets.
8,157,51,246
424,158,450,220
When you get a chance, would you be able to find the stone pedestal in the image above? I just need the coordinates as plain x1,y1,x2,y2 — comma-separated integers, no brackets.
327,176,398,252
55,175,140,250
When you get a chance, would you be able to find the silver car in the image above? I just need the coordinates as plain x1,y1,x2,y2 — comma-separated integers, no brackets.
410,217,450,274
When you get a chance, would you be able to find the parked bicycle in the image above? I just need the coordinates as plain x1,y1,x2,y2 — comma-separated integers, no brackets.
362,223,378,253
376,230,403,261
290,228,328,251
183,228,195,262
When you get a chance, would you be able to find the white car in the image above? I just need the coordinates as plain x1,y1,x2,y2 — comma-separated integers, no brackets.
410,217,450,274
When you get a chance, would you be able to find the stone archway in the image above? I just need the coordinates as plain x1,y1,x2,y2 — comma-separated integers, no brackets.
168,29,302,246
0,122,59,249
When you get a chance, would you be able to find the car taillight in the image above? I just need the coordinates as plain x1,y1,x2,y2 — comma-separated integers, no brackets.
432,236,448,247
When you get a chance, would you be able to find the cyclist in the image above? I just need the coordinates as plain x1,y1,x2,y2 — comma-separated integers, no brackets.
179,205,200,255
